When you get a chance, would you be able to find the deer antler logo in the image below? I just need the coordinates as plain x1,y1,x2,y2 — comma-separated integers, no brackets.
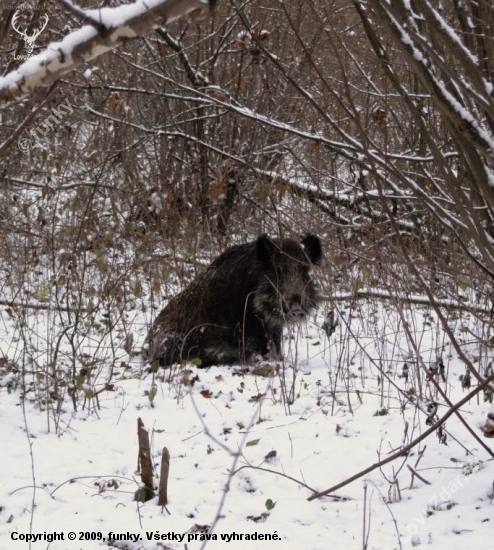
11,10,49,55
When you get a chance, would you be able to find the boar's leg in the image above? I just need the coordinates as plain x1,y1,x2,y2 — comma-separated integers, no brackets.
180,325,251,367
146,322,284,368
244,314,283,361
184,321,283,367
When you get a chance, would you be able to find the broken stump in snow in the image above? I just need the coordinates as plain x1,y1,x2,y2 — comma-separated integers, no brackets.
158,447,170,506
136,417,154,502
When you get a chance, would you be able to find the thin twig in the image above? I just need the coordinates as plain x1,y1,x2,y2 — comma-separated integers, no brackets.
406,464,431,485
366,480,403,550
231,464,349,499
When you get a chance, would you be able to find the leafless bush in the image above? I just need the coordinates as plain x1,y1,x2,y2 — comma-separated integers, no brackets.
0,0,493,441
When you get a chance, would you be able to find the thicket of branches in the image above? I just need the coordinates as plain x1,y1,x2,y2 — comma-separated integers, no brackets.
0,0,493,430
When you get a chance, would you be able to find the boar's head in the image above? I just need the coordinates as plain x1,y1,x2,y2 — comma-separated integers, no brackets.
253,234,322,327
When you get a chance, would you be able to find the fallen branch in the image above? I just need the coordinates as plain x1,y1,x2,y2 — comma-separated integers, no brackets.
0,299,80,313
308,373,494,501
327,289,491,316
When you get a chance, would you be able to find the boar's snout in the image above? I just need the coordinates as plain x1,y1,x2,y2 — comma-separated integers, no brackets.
285,296,307,323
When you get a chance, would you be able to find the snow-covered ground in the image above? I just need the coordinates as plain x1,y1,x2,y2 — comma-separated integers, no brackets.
1,300,493,550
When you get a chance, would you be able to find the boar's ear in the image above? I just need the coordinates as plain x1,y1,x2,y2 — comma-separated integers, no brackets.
256,234,275,264
302,234,322,264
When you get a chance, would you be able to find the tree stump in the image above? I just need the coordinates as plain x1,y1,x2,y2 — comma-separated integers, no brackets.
136,417,154,502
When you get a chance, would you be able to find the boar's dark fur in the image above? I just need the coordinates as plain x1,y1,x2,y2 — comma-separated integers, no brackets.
144,234,322,367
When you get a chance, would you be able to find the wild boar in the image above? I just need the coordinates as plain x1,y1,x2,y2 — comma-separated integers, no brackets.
144,234,322,367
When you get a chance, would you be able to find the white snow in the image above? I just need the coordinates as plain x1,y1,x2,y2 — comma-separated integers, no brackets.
1,295,493,550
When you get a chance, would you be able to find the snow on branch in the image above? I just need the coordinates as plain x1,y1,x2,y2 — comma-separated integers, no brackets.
0,0,216,108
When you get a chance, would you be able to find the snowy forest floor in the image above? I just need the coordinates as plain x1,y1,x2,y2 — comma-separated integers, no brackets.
1,299,493,550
